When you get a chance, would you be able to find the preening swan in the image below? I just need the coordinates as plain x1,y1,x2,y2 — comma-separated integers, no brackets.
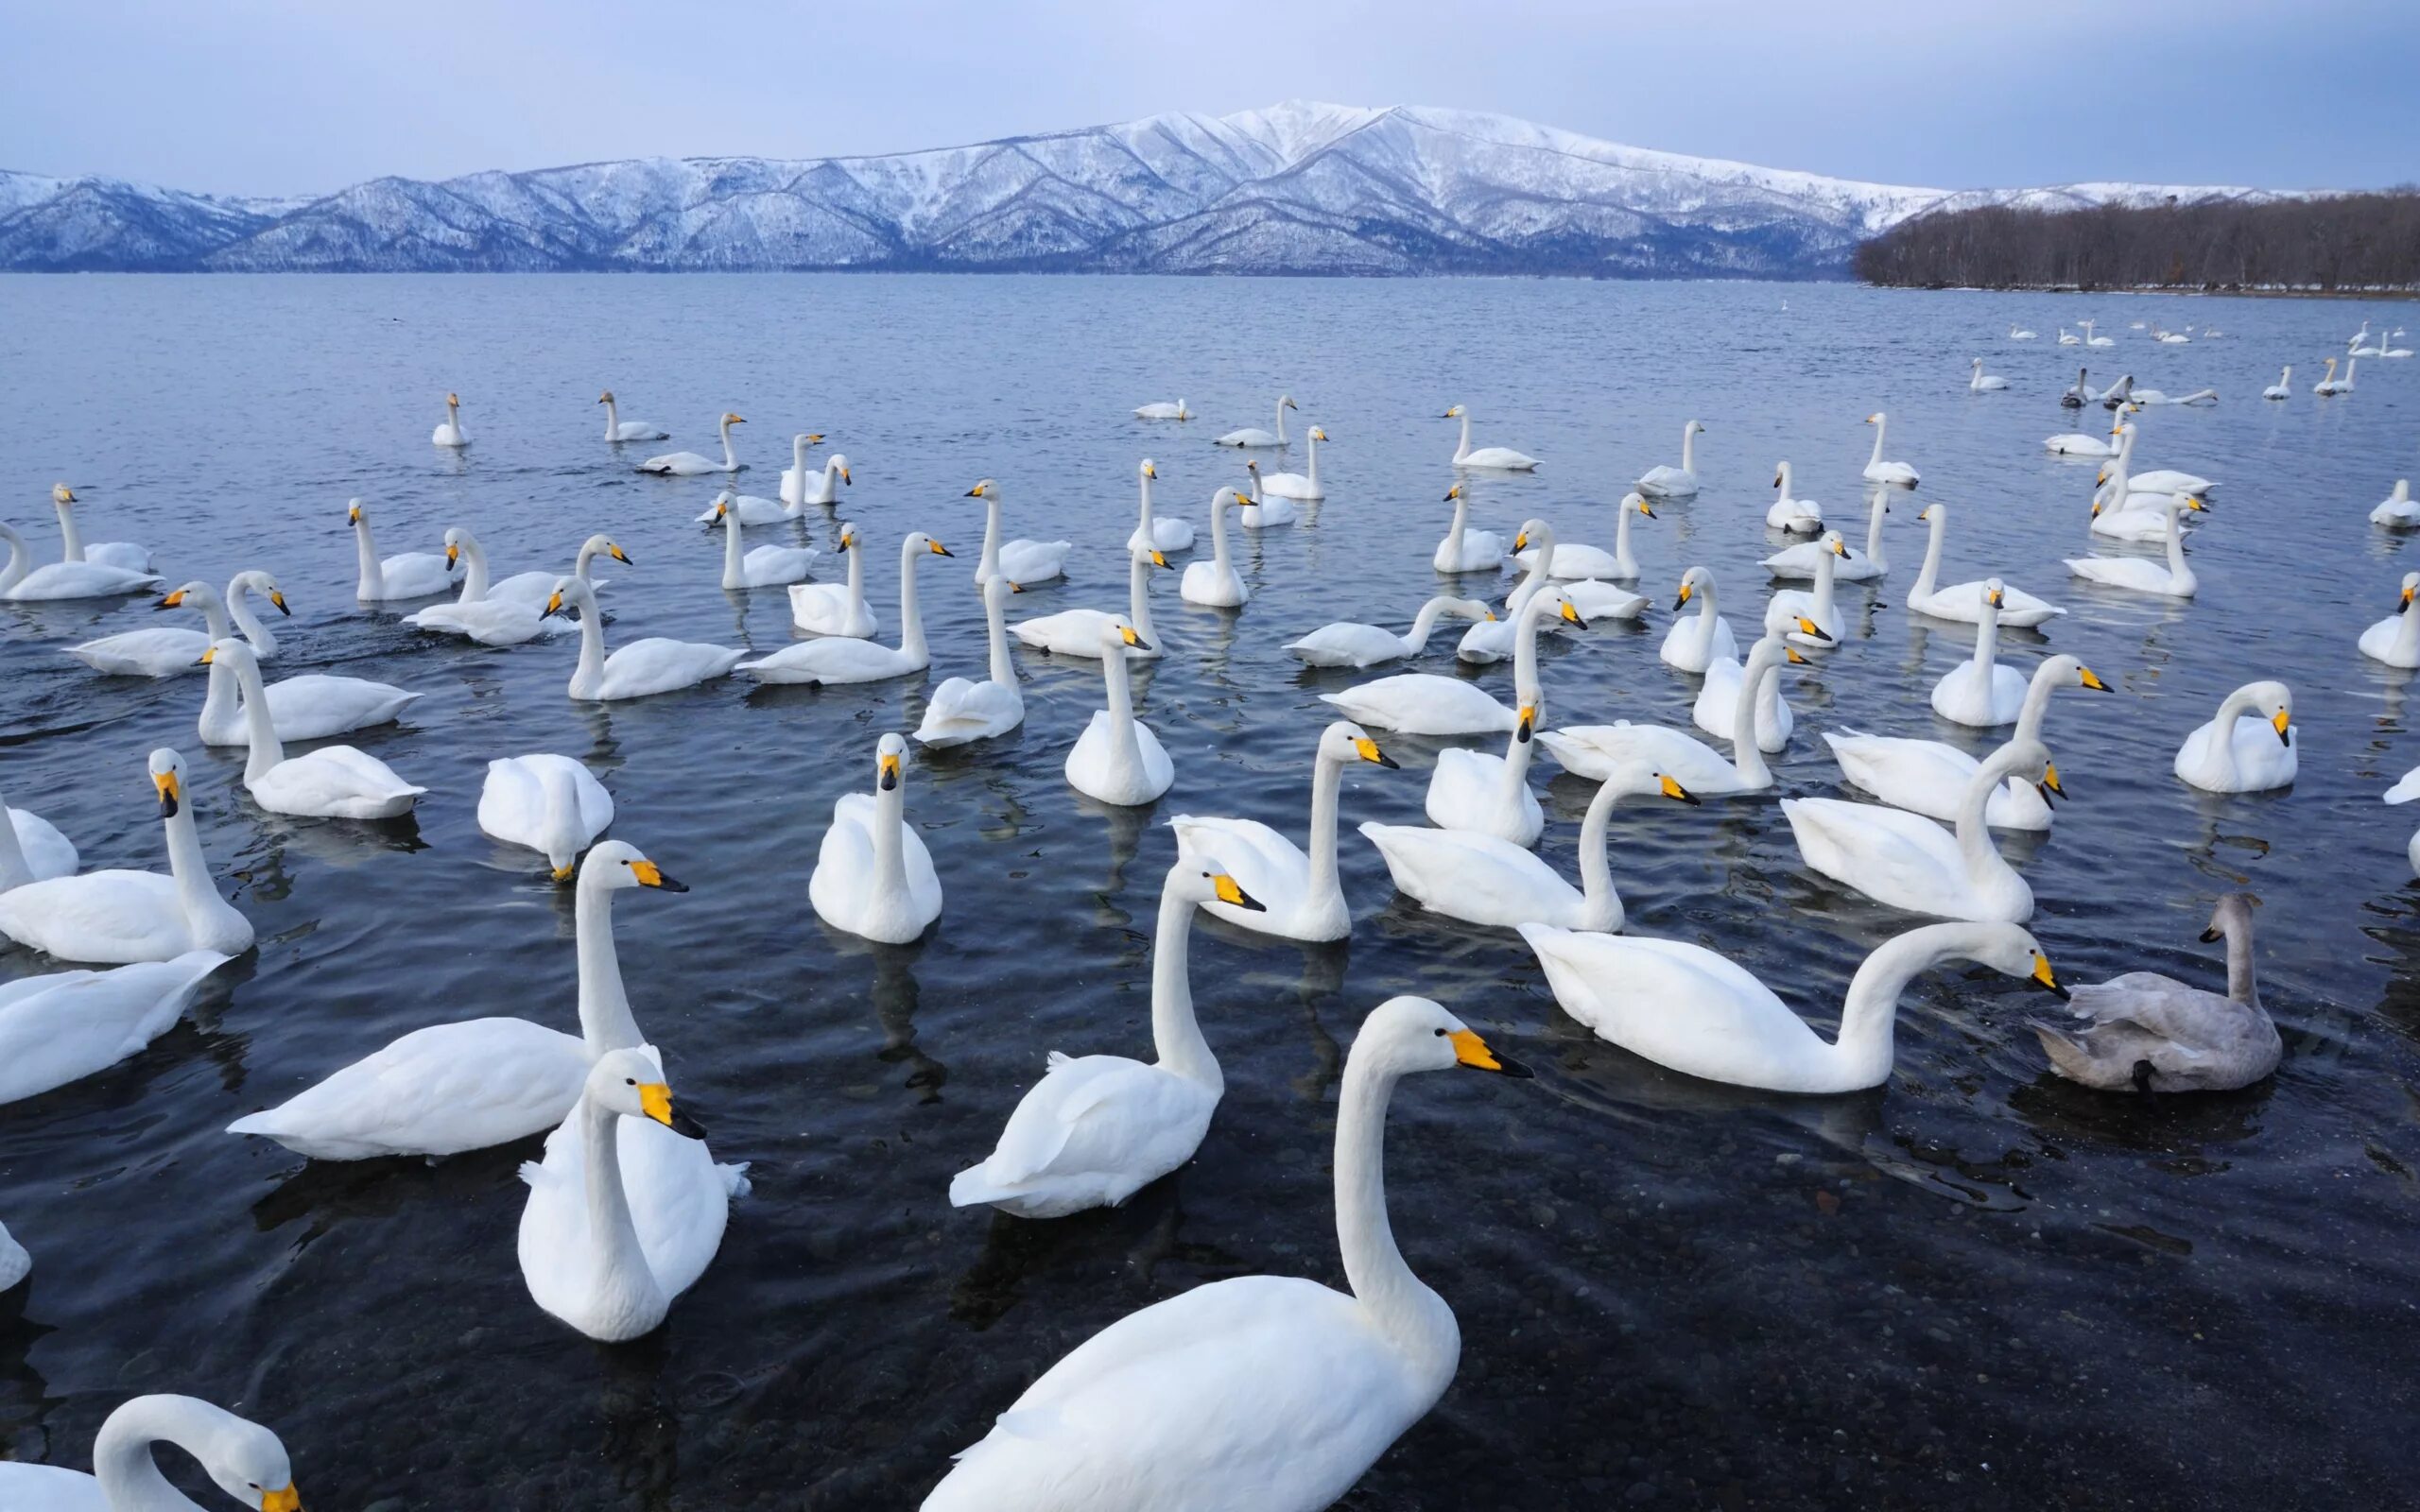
948,858,1258,1219
1257,427,1327,500
1767,461,1823,533
968,478,1071,585
1761,531,1850,648
921,996,1529,1512
1443,404,1540,471
1065,622,1172,805
0,1394,301,1512
1968,358,2009,392
348,498,457,601
810,733,942,943
545,576,743,700
1134,397,1191,421
1,786,78,889
225,839,683,1160
788,521,878,637
1127,458,1194,552
2371,480,2420,529
714,492,820,589
915,575,1026,747
1216,393,1296,448
1636,419,1703,498
1907,504,2064,626
1237,459,1297,528
1180,487,1250,608
2173,681,2294,793
2033,894,2280,1092
46,485,151,572
742,531,950,684
638,412,745,474
432,390,469,447
1172,721,1400,942
1861,413,1920,487
1660,565,1738,673
67,572,283,678
2262,366,2292,399
1288,594,1492,668
0,749,253,964
2066,493,2204,598
1928,582,2028,728
0,950,228,1108
1824,655,2108,832
1328,590,1576,736
1016,541,1167,660
478,754,614,880
1433,482,1506,573
0,521,160,601
1366,766,1698,932
1520,919,2062,1093
1542,634,1804,797
598,390,668,441
202,642,424,819
781,437,846,507
1694,631,1812,752
1783,738,2057,922
1767,490,1886,581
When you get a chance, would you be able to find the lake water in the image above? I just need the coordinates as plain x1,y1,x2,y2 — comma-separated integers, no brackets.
3,274,2419,1508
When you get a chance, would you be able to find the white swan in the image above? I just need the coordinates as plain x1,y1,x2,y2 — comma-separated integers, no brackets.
1216,393,1295,448
1065,622,1171,805
2057,327,2081,346
1432,482,1507,573
782,438,847,507
1823,655,2107,832
968,478,1071,585
2174,681,2294,793
1366,765,1698,933
787,521,878,637
2386,337,2414,359
2066,493,2204,598
1636,419,1703,498
1328,590,1577,736
2153,326,2191,345
810,733,942,943
2316,356,2358,395
2262,366,2292,400
226,839,684,1160
0,749,253,964
0,1219,23,1291
2386,765,2420,874
1541,635,1803,796
1784,739,2054,922
638,412,745,474
2352,330,2384,357
1906,504,2065,625
46,485,151,573
1762,531,1850,647
921,996,1530,1512
0,950,227,1107
403,528,577,645
714,493,819,588
478,754,614,880
2310,356,2341,394
67,573,282,678
1694,631,1809,752
348,498,457,601
915,575,1026,747
695,486,792,526
1257,427,1327,500
949,859,1255,1218
1509,493,1655,582
1422,693,1547,846
1767,461,1823,533
598,390,668,441
0,1394,302,1511
1464,521,1640,654
1018,541,1167,660
2083,319,2114,348
0,521,160,601
2372,480,2420,529
1443,404,1539,471
2033,895,2281,1092
1660,566,1739,673
1172,721,1400,942
1237,460,1297,528
1520,919,2062,1092
1860,412,1921,486
1968,357,2010,392
1767,490,1886,581
486,533,627,609
2043,421,2118,457
202,642,423,819
546,576,743,699
1127,458,1194,552
1927,583,2028,727
2009,323,2038,340
1180,487,1250,608
1133,397,1191,421
2095,423,2218,507
196,649,419,748
1,787,77,890
431,391,469,447
1288,594,1492,668
743,531,949,684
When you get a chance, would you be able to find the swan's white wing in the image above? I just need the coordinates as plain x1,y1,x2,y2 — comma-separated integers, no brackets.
260,675,420,741
1781,798,1967,914
1520,924,1834,1087
0,869,187,963
7,807,77,880
1361,822,1577,927
0,951,227,1106
226,1017,588,1160
1169,816,1308,906
1320,674,1512,734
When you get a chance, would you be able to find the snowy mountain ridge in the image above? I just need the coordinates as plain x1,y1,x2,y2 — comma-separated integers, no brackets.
0,101,2286,277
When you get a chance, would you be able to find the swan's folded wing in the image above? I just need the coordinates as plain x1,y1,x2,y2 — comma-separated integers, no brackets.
1169,816,1303,900
301,745,425,796
0,869,182,959
983,1056,1186,1185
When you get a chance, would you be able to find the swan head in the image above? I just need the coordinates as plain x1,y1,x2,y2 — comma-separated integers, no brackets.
1320,720,1399,771
1865,412,1883,425
232,570,289,615
346,498,366,525
983,573,1016,608
1533,586,1582,627
1096,619,1152,656
2232,681,2293,744
875,731,908,791
1627,493,1655,520
581,838,687,896
2169,493,2205,516
1280,395,1298,411
2201,893,2257,944
148,747,186,818
1357,996,1533,1081
1823,531,1847,558
1512,518,1550,554
441,526,477,568
1211,487,1243,512
1686,419,1705,436
1168,856,1265,914
1964,924,2065,1002
1309,427,1328,442
1441,404,1465,419
581,534,633,565
196,637,262,677
132,1399,299,1512
964,479,1000,500
446,392,459,407
906,532,953,559
1917,505,1939,524
52,483,76,507
1443,483,1465,503
1772,462,1789,490
829,455,851,484
586,1046,707,1140
2036,655,2110,694
158,580,218,614
2399,573,2418,614
597,390,614,404
837,523,858,552
542,575,596,619
1140,459,1157,479
1673,565,1714,610
722,412,745,425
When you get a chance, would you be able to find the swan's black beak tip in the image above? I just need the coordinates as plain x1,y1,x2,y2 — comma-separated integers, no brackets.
667,1108,709,1140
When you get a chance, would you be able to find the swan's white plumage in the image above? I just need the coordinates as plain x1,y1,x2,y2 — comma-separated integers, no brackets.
0,951,229,1107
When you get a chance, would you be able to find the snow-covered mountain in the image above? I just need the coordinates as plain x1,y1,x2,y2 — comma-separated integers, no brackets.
0,102,2283,277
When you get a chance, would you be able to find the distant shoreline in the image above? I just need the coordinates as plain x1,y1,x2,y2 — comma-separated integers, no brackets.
1876,284,2418,301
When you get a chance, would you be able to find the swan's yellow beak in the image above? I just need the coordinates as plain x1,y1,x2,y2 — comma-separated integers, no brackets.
2041,762,2064,797
2079,666,2109,691
1673,582,1694,609
1448,1027,1532,1077
446,392,458,405
347,504,361,524
1831,538,1848,557
1987,587,2004,608
1443,485,1461,502
2031,953,2066,1000
598,391,611,403
2272,709,2292,744
805,433,824,443
268,589,288,614
1559,599,1582,625
1482,609,1497,622
1211,873,1264,911
1659,774,1700,805
2185,495,2205,512
1638,500,1655,519
879,752,902,790
928,539,953,557
261,1485,300,1512
727,413,746,424
1512,530,1530,552
445,542,460,567
1786,646,1808,664
1866,413,1880,424
54,484,76,504
160,589,187,608
153,768,180,818
1794,616,1832,642
543,591,564,618
639,1082,677,1125
197,646,216,665
839,467,853,485
1150,549,1168,569
1119,625,1149,649
627,858,685,891
552,864,575,883
1353,735,1398,769
1517,703,1537,742
1143,461,1157,478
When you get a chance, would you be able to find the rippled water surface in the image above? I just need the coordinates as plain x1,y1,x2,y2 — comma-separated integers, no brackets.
4,275,2420,1508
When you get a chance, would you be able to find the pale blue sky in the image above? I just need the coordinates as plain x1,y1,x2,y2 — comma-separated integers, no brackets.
6,0,2412,196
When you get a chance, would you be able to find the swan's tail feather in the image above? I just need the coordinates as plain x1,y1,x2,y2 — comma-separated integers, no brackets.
517,1159,544,1189
717,1160,752,1199
2385,769,2420,805
2030,1019,2119,1089
948,1164,1014,1209
225,1111,282,1137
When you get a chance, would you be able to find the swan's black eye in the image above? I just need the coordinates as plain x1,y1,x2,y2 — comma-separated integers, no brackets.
1433,1028,1447,1038
624,1077,636,1086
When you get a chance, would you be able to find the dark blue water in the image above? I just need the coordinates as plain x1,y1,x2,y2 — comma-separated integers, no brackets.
2,275,2418,1507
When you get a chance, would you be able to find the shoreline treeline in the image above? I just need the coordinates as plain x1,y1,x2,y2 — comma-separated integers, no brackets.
1855,191,2420,292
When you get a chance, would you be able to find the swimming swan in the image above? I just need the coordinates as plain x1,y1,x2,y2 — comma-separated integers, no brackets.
1968,358,2009,392
1237,459,1297,529
1693,630,1816,751
0,521,160,601
2066,493,2204,598
915,575,1026,747
1906,505,2064,626
1860,412,1921,486
1824,656,2107,832
1288,594,1493,668
432,391,469,447
2032,894,2280,1092
1660,566,1739,673
1509,492,1655,582
1180,487,1250,608
598,389,668,441
1324,590,1578,735
1016,541,1167,659
1065,622,1171,805
45,485,151,573
788,521,878,637
920,996,1530,1512
67,572,284,678
1133,397,1191,421
0,1394,302,1512
1636,420,1703,498
2173,681,2294,793
2262,367,2292,400
783,439,848,507
1928,582,2029,728
1766,491,1886,581
348,498,457,601
638,412,746,474
1762,531,1851,647
1216,393,1295,448
201,642,424,819
810,733,942,943
714,493,819,589
478,754,614,881
1443,404,1539,471
948,858,1260,1218
1432,482,1506,573
196,645,420,749
1127,458,1194,553
742,532,949,684
1766,461,1823,533
403,528,579,645
0,787,78,890
2009,323,2038,340
1171,721,1401,942
1784,739,2057,922
0,950,230,1108
1257,427,1328,501
1542,635,1805,796
2369,480,2418,529
545,576,743,700
968,478,1071,585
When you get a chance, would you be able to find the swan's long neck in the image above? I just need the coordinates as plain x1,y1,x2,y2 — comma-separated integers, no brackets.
1953,744,2024,889
1864,494,1889,570
225,580,276,656
573,539,602,582
0,794,30,890
978,497,1003,581
1275,399,1290,446
720,504,747,589
793,433,810,476
1136,471,1154,536
1512,593,1552,713
55,499,87,561
1731,647,1778,786
2202,691,2256,785
873,765,908,897
1306,750,1346,904
188,590,233,644
1401,597,1449,654
1506,541,1552,618
161,783,223,934
2164,505,2190,580
604,396,621,439
2218,916,2259,1007
1811,544,1838,616
2393,598,2420,664
1970,594,2000,682
1149,882,1219,1088
1777,462,1795,498
573,589,608,690
232,656,286,782
1100,644,1146,784
1126,553,1158,644
1690,581,1720,659
1495,720,1536,809
1679,422,1696,473
1305,431,1320,488
842,535,866,610
1209,495,1233,576
1868,419,1887,468
895,541,927,660
91,1398,222,1512
353,513,383,597
458,539,492,603
1443,490,1470,558
1574,779,1621,920
0,527,29,593
1614,501,1637,576
579,1097,664,1323
2014,668,2060,746
1454,411,1473,462
1835,924,1999,1086
575,879,644,1054
1334,1048,1458,1388
718,416,736,469
983,584,1013,688
1912,511,1945,601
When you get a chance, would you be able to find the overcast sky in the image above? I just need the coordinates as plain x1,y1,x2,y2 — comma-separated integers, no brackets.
9,0,2413,196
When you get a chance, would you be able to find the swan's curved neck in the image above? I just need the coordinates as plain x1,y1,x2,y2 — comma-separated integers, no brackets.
1731,648,1779,786
1811,544,1838,615
1679,422,1696,473
1575,779,1622,922
1505,540,1552,618
1209,496,1233,575
230,656,286,781
159,796,223,948
842,537,866,609
1867,417,1888,468
984,587,1013,688
457,539,492,603
0,526,29,593
978,497,1003,580
225,580,277,656
573,539,603,582
895,541,928,660
571,589,608,691
1836,924,2000,1086
1136,471,1154,535
873,764,908,896
720,503,747,588
1953,743,2025,888
1969,596,2000,679
2163,506,2191,581
1495,719,1536,807
1453,410,1472,461
575,878,645,1054
1099,644,1147,785
2216,916,2259,1007
1443,491,1469,557
1126,553,1158,644
603,396,621,439
2013,669,2061,747
1864,494,1889,569
1150,881,1219,1087
92,1398,229,1512
1512,587,1555,710
54,498,87,561
1614,501,1638,576
718,417,737,469
353,513,383,597
1304,430,1320,487
2201,692,2260,785
1911,512,1945,600
1402,597,1449,653
1306,750,1347,902
1274,399,1291,446
1334,1047,1458,1390
579,1097,664,1323
1777,462,1795,497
